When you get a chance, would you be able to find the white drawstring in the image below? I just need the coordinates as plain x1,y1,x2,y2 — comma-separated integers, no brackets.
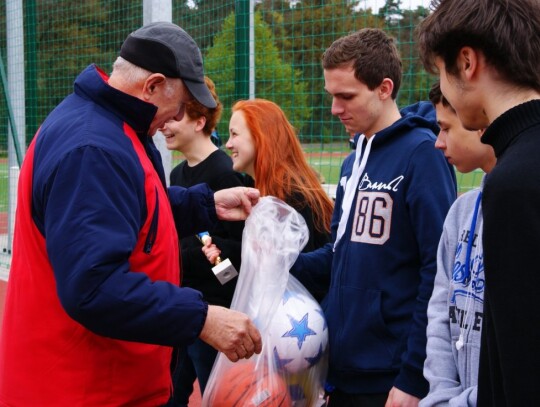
334,134,375,251
456,192,483,351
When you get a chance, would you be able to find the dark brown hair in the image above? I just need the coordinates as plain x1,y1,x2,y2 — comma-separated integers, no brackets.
322,28,402,99
417,0,540,92
428,81,453,111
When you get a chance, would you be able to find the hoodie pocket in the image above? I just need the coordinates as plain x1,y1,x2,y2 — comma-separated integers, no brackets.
143,189,159,254
330,286,398,371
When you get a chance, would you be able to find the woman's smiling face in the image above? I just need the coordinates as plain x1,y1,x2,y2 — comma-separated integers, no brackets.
226,110,256,178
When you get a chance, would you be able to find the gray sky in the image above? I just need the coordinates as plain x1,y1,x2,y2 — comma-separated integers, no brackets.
187,0,430,12
356,0,429,12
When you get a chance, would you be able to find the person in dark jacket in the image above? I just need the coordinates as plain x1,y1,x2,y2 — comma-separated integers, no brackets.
289,28,456,407
0,22,261,407
417,1,540,405
161,76,248,405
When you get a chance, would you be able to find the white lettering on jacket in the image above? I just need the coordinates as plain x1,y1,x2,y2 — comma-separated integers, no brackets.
358,173,404,192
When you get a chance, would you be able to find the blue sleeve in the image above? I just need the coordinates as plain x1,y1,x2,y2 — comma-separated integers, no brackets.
168,183,218,238
394,140,456,397
290,242,333,294
44,147,207,347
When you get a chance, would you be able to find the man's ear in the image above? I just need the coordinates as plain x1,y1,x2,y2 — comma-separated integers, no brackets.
457,46,481,81
142,73,166,101
378,78,394,100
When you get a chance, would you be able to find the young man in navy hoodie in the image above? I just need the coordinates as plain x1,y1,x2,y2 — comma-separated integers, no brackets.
291,28,456,407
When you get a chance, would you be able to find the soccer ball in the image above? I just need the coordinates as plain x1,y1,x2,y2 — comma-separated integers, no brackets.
210,361,291,407
268,288,328,373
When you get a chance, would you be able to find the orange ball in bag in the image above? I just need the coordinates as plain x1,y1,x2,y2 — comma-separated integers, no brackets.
210,361,291,407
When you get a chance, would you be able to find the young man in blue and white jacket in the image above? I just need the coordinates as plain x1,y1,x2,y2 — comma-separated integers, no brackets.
420,82,495,407
291,28,456,407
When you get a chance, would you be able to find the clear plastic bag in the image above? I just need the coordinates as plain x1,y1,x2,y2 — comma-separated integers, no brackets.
202,196,328,407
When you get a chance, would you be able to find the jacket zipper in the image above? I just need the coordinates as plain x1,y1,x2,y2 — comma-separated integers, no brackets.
143,188,159,254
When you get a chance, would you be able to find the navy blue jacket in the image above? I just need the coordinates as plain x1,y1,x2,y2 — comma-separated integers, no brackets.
32,64,217,345
292,102,456,398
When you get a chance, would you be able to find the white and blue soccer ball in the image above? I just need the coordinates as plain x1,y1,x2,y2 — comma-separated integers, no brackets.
268,288,328,373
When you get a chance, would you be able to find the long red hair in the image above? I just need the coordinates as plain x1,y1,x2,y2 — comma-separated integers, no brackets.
232,99,333,233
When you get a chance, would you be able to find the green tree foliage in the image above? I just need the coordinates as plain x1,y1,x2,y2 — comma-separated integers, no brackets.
0,1,7,150
99,0,144,56
205,11,311,139
31,2,103,133
383,6,434,106
173,0,235,51
257,0,383,142
0,0,435,147
379,0,403,23
29,1,143,140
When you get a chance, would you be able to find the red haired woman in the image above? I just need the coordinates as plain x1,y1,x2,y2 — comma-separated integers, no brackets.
204,98,333,300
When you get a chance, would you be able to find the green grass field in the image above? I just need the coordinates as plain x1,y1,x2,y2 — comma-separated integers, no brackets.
304,144,484,194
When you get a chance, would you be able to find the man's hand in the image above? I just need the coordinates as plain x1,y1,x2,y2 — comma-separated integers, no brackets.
199,305,262,362
214,187,260,221
385,387,420,407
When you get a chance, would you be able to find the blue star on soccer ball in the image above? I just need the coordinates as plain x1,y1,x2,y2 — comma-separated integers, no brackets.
281,289,305,306
283,312,316,349
273,346,294,370
305,343,324,367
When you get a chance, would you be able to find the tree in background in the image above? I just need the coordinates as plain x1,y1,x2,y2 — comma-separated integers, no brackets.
173,0,235,51
379,0,403,24
381,4,434,106
204,10,311,139
257,0,383,142
0,0,434,147
31,1,132,140
21,0,144,142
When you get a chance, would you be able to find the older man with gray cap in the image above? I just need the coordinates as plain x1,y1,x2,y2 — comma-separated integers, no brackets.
0,22,261,406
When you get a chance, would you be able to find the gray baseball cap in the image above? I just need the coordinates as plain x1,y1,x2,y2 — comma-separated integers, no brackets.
120,22,216,108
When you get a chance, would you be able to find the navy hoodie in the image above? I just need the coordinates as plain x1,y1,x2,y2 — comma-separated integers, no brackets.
292,102,456,398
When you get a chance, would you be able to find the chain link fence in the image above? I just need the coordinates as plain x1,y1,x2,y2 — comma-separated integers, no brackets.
0,0,483,276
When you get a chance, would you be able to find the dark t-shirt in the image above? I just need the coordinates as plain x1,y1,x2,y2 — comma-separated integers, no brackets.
170,149,246,307
171,149,330,304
